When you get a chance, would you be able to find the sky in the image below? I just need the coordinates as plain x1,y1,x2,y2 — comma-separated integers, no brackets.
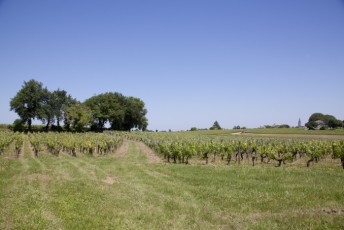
0,0,344,131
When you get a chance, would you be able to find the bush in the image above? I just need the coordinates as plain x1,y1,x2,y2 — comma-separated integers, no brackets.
12,119,26,132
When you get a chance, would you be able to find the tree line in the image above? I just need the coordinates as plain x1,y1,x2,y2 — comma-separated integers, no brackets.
10,79,148,132
305,113,343,130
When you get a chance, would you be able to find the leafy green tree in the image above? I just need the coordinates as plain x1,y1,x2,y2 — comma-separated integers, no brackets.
65,102,93,132
37,88,75,131
85,92,125,131
210,121,222,130
85,92,148,131
121,96,148,131
51,89,72,128
305,121,317,130
308,113,342,129
10,79,49,132
328,118,343,129
12,119,26,132
41,90,55,131
62,95,78,131
308,113,325,122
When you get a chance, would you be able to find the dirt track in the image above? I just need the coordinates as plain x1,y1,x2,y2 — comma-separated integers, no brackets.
135,141,161,163
114,140,161,163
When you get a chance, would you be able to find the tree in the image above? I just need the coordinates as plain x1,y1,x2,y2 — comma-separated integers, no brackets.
10,79,49,132
210,121,222,130
328,118,343,129
62,95,78,131
120,96,148,131
12,119,26,132
41,90,55,131
65,102,93,132
51,89,72,128
308,113,325,122
305,121,317,130
308,113,342,129
85,92,148,131
85,92,125,131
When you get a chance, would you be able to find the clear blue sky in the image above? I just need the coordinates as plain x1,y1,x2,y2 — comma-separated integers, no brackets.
1,0,343,131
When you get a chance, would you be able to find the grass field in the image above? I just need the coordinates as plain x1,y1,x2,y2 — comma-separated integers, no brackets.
1,138,344,229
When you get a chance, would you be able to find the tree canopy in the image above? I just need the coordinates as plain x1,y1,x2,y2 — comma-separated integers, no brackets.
210,121,222,130
10,80,148,132
306,112,343,129
10,79,49,132
85,93,147,131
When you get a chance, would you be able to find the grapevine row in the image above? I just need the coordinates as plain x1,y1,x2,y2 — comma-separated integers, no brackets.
28,132,123,157
120,132,344,169
0,131,23,156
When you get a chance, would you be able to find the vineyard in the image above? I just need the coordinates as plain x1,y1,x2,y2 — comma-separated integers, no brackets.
1,131,344,229
0,131,123,158
123,132,344,169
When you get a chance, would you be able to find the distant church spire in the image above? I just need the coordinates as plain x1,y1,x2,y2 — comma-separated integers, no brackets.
298,118,301,128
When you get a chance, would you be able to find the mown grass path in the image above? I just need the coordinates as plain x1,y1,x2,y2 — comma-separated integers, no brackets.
0,139,344,229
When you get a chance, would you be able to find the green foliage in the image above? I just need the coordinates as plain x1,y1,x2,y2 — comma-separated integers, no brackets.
328,118,343,129
332,141,344,159
10,79,49,132
0,124,10,130
85,92,148,131
307,112,343,129
64,102,93,132
41,89,75,130
305,121,317,130
11,119,26,132
309,113,326,122
10,80,148,132
210,121,222,130
123,131,344,168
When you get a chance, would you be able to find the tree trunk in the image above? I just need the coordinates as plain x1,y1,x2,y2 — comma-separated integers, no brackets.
72,148,76,157
341,157,344,169
226,154,231,165
307,157,314,167
276,159,283,167
45,119,50,132
237,144,241,164
252,156,256,166
28,119,32,132
15,147,21,157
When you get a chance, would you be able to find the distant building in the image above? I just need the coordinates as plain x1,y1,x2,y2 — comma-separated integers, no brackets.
314,120,326,130
298,118,301,128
